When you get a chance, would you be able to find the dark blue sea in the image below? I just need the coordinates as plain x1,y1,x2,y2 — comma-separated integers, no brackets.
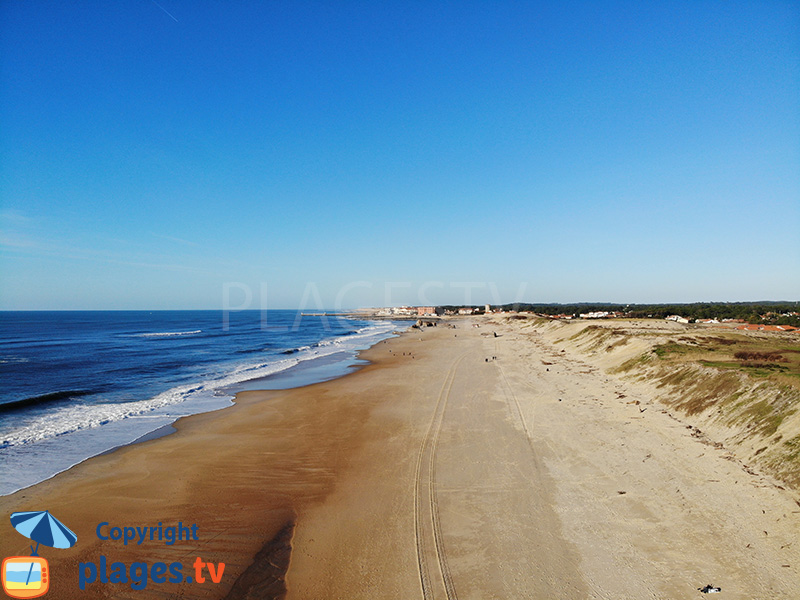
0,310,405,495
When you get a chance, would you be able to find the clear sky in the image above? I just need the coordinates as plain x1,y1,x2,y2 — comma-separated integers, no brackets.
1,1,798,310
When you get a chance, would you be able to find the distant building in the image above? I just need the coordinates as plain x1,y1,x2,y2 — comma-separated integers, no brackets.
665,315,689,323
485,304,491,314
458,307,474,315
417,306,442,317
580,311,609,319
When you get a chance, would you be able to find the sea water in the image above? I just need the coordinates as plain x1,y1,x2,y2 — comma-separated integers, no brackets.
0,310,406,495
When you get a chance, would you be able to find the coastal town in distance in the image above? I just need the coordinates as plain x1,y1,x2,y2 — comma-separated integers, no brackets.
369,301,800,332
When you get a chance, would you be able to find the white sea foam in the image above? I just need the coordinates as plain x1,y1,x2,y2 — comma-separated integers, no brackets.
134,330,203,337
0,320,404,495
0,357,303,448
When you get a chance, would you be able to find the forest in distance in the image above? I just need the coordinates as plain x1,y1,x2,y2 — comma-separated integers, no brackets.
443,301,800,327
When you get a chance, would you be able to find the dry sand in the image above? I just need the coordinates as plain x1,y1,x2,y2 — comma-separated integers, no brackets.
1,318,798,599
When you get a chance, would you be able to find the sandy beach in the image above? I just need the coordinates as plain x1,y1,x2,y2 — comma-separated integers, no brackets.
2,318,799,599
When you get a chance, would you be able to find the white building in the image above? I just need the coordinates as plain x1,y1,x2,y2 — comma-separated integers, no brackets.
666,315,689,323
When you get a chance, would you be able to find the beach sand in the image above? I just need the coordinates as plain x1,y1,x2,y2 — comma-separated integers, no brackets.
1,319,798,599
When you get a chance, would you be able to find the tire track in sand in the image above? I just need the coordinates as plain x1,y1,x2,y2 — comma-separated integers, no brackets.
495,337,536,446
413,353,467,600
497,362,534,443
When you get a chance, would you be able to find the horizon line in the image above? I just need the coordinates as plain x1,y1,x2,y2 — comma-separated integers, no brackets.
0,300,798,312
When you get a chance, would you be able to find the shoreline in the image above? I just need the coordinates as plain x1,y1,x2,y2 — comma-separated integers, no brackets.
0,318,405,497
0,324,424,599
1,317,798,599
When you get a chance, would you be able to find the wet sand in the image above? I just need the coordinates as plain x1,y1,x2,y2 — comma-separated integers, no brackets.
1,319,798,599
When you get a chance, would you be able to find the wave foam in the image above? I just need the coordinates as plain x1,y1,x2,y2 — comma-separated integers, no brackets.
135,330,202,338
0,321,403,449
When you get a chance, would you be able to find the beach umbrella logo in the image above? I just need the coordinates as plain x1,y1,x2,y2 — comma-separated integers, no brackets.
2,510,77,599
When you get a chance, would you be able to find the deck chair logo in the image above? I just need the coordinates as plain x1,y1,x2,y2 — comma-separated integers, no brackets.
3,510,77,599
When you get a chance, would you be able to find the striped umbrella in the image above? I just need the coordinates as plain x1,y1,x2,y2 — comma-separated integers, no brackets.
10,510,77,555
10,510,77,586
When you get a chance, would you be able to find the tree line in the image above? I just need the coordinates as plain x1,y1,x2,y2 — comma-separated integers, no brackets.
489,301,800,326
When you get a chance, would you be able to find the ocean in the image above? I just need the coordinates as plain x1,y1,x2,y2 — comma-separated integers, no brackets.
0,310,405,495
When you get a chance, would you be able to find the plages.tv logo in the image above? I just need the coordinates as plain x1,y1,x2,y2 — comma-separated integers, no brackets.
2,510,77,599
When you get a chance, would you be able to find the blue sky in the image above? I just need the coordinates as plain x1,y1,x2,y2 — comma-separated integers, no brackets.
1,1,798,309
